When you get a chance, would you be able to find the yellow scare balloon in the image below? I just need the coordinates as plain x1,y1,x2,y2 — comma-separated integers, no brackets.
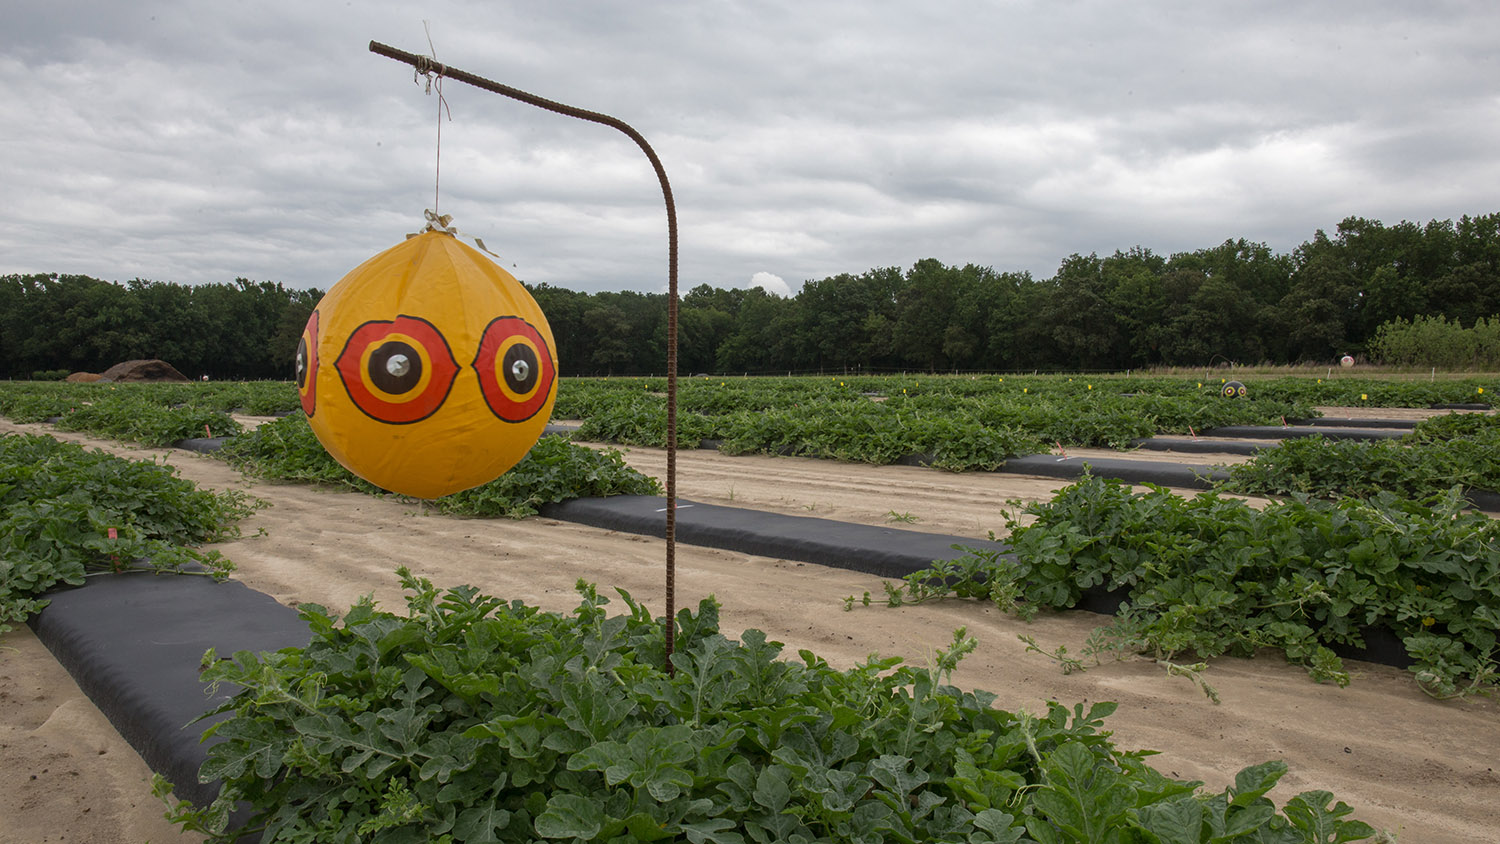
295,230,558,499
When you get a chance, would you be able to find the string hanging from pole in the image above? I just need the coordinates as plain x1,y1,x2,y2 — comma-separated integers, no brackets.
414,22,452,215
371,39,682,675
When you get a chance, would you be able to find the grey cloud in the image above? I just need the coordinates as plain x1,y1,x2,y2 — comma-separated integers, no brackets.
1,1,1497,294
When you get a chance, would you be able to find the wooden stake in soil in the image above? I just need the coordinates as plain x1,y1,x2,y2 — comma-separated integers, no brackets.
369,40,682,672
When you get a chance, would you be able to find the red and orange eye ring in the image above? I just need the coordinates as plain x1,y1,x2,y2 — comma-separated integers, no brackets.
472,315,556,423
334,315,460,424
297,310,320,417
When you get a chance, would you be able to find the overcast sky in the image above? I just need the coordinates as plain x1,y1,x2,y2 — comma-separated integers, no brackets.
3,1,1497,297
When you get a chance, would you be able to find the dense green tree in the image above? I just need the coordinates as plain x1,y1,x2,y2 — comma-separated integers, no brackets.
527,283,592,375
678,299,733,374
1431,213,1500,325
1038,252,1156,370
715,288,799,374
1160,239,1293,364
797,268,900,372
128,279,199,371
268,287,322,378
1283,231,1360,360
984,273,1049,370
893,259,962,371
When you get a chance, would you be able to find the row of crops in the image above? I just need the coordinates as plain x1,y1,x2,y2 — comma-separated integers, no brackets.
3,375,1498,502
552,375,1500,502
0,432,253,637
872,475,1499,700
555,373,1491,465
2,375,1496,842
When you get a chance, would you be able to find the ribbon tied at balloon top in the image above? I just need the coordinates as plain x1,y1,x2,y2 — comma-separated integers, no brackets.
296,221,557,499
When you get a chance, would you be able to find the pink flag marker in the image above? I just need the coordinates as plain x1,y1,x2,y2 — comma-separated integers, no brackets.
1189,425,1198,440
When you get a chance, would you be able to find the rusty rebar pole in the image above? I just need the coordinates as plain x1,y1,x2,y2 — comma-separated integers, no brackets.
369,40,680,670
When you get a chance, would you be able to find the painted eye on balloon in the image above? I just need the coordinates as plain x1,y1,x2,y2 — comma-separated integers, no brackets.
334,315,459,424
296,310,320,416
472,316,556,423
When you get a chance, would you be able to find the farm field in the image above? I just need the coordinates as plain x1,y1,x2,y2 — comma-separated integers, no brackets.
577,441,1264,540
1,404,1498,843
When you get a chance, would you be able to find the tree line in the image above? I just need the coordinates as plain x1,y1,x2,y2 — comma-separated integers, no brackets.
0,276,319,380
4,213,1497,380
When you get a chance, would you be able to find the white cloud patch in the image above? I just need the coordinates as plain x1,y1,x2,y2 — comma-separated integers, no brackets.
749,271,792,297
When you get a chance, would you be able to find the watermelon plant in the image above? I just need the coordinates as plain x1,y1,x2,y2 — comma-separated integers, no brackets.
51,392,243,446
219,413,660,516
0,433,256,635
217,412,385,492
1218,428,1500,503
558,377,1318,467
869,475,1500,699
158,570,1380,843
433,435,662,519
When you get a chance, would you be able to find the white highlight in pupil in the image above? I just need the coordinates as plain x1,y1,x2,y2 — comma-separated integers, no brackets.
295,353,304,375
387,354,411,377
511,359,529,382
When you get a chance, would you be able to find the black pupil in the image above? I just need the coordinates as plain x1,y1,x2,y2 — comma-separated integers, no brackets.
503,343,538,394
369,341,421,394
295,338,308,388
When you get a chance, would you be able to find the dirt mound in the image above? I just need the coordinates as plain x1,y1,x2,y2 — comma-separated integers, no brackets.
65,372,102,382
96,359,189,383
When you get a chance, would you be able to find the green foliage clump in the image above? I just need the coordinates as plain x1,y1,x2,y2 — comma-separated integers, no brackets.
0,381,300,428
162,572,1378,843
559,376,1322,467
0,383,89,422
0,433,255,635
1368,314,1500,370
1247,377,1493,408
433,435,662,518
1220,429,1500,502
220,413,660,516
217,413,383,492
876,476,1500,698
710,401,1044,469
572,390,718,449
52,393,243,446
1403,411,1500,444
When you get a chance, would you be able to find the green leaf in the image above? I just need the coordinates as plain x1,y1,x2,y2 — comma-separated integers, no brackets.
1131,797,1203,844
534,793,605,840
970,808,1025,843
1030,742,1134,844
1229,761,1286,807
753,765,792,813
1282,791,1377,844
681,818,747,844
453,801,511,843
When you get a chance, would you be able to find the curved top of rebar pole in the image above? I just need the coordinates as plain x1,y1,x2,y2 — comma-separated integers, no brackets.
368,40,681,670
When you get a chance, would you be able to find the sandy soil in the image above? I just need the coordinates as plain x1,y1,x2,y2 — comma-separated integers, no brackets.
0,625,195,844
1311,405,1493,421
2,415,1498,842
